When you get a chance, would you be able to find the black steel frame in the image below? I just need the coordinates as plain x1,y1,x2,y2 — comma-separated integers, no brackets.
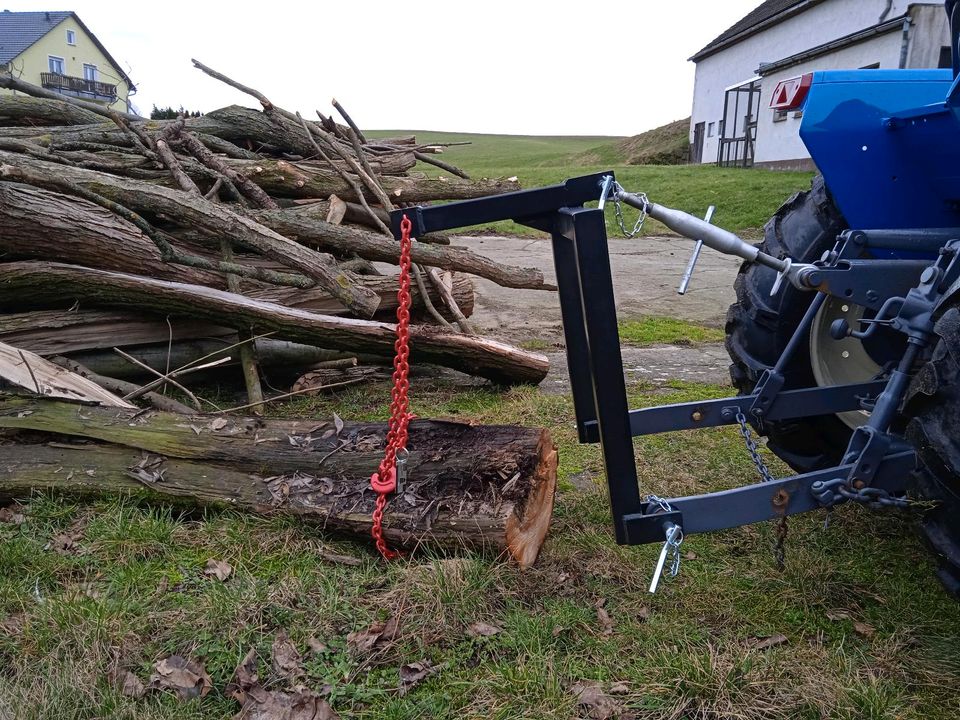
390,173,960,547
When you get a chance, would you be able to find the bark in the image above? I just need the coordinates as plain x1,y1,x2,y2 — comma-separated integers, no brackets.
0,151,382,317
0,95,104,126
254,208,548,290
0,398,557,566
50,356,195,414
0,263,549,384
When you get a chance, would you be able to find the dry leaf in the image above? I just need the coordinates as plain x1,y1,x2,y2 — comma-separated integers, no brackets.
46,529,82,555
595,599,613,636
826,610,851,621
333,412,344,436
609,681,630,695
467,621,503,638
398,659,442,696
684,551,698,560
854,622,876,638
346,616,399,654
226,648,258,703
209,417,228,431
636,606,651,622
570,680,625,720
203,558,233,582
147,655,212,700
271,630,303,679
307,637,328,655
232,686,339,720
749,634,788,650
108,668,146,699
0,505,25,525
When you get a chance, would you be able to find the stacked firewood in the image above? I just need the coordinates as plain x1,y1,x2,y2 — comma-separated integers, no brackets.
0,64,557,564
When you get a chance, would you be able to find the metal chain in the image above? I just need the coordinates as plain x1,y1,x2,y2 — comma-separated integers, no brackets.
735,411,787,570
644,495,684,591
612,185,648,238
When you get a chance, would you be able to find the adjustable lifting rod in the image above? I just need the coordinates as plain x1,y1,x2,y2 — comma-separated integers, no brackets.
615,189,789,273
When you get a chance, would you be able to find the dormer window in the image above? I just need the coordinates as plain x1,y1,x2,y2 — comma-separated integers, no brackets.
66,29,76,45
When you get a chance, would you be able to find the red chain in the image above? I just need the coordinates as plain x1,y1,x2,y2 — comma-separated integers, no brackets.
369,214,414,560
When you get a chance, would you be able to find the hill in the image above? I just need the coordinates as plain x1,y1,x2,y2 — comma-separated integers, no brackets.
575,117,691,166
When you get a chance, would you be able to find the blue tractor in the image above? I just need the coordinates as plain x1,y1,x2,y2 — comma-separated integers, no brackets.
392,0,960,594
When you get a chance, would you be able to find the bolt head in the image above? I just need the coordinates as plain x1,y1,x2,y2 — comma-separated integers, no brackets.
853,480,866,490
691,410,703,422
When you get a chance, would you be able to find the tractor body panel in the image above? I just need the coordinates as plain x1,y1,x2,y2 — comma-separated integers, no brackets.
800,68,959,234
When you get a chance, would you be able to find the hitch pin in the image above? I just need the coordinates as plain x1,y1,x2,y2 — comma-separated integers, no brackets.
677,205,716,295
648,522,683,594
598,175,614,211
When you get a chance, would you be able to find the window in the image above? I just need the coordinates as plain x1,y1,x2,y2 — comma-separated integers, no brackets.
48,56,64,74
718,119,724,137
83,64,98,82
66,29,76,45
707,122,715,138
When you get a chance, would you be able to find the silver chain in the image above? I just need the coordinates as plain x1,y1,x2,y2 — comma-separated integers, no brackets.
735,411,787,570
735,411,777,484
612,185,648,238
645,495,684,584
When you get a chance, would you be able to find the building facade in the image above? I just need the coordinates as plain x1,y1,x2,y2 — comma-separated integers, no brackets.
0,10,135,114
689,0,951,169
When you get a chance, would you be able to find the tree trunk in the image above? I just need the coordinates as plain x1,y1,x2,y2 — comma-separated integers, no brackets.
0,397,557,567
0,95,105,127
0,263,549,384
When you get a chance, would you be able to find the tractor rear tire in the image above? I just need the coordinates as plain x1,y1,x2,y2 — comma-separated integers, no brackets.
904,306,960,595
725,175,852,473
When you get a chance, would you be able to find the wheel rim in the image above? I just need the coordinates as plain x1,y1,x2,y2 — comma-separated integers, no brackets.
809,296,880,430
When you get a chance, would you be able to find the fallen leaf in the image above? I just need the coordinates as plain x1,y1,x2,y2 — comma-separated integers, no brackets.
226,648,258,703
684,551,698,560
826,610,851,622
109,668,146,699
147,655,212,700
333,412,344,436
636,606,651,622
307,637,328,655
749,634,788,650
233,686,338,720
46,531,80,555
272,630,303,679
467,621,503,638
346,616,399,654
595,600,613,636
854,622,876,638
570,680,625,720
609,681,630,695
398,659,442,696
0,505,25,525
203,558,233,582
190,425,202,436
209,417,228,431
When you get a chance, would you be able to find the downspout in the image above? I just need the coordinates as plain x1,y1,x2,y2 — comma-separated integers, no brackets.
899,16,912,68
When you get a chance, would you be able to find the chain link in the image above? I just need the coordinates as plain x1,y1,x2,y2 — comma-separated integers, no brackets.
735,411,787,570
612,185,648,238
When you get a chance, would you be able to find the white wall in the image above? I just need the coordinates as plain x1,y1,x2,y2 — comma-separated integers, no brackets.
689,0,914,163
754,30,906,164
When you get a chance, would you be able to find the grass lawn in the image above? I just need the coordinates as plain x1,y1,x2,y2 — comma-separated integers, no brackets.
369,130,815,239
2,376,958,719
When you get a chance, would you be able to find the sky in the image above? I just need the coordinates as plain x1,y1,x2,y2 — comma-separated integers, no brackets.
7,0,761,136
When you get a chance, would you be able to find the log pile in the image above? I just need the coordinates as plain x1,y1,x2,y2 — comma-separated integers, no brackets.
0,64,556,564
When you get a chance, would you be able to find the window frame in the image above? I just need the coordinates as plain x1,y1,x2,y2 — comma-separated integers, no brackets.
48,55,65,74
66,29,76,45
83,63,98,82
707,121,715,138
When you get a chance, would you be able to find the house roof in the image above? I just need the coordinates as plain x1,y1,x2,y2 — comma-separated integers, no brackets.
0,10,134,90
690,0,825,62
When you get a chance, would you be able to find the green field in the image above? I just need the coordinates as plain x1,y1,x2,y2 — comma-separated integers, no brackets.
370,130,815,238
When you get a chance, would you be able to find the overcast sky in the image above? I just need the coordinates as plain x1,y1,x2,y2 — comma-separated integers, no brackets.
9,0,760,136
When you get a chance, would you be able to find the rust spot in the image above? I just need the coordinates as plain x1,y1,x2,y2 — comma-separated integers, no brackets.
772,487,790,516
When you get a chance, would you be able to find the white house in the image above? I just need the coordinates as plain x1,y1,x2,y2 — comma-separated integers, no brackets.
688,0,953,169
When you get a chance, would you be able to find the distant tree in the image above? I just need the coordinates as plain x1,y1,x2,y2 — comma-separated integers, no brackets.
150,104,203,120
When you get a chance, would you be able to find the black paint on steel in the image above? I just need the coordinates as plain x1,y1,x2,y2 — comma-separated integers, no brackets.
558,206,643,542
551,229,597,442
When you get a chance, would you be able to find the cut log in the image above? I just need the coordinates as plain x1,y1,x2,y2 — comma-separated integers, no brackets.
0,397,557,567
0,95,105,127
0,263,549,384
230,158,521,203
